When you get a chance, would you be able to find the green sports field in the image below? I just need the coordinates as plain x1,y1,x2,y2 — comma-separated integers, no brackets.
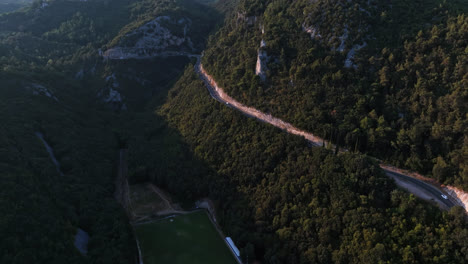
135,211,238,264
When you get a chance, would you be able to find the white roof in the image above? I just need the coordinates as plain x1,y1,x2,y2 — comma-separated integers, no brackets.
226,237,240,257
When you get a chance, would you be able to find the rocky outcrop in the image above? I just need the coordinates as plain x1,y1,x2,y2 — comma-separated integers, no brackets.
335,25,348,52
302,0,376,68
103,16,195,60
39,0,49,9
302,23,322,40
28,83,58,101
98,74,127,111
255,40,268,81
444,186,468,210
237,11,257,26
344,42,367,68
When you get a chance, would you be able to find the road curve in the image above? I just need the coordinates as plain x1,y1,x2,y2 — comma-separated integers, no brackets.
194,60,458,210
384,170,455,208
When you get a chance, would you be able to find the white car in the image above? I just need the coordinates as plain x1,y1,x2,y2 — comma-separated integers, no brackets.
441,194,448,199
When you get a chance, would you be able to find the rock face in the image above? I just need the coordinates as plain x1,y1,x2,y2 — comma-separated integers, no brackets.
103,16,195,59
344,42,367,68
255,40,268,81
444,186,468,210
237,11,257,26
302,0,375,68
302,23,322,40
98,74,127,111
335,25,349,52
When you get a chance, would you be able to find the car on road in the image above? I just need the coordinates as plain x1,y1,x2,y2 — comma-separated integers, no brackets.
441,194,448,199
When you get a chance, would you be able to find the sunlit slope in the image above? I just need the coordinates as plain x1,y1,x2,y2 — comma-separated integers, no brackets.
202,0,468,190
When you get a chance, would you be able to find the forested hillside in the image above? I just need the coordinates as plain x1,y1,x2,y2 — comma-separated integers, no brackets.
0,69,136,263
157,66,468,263
202,0,468,190
0,0,219,262
0,0,31,14
1,0,467,263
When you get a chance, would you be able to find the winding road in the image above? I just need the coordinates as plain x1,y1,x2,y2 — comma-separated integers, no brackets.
194,60,458,210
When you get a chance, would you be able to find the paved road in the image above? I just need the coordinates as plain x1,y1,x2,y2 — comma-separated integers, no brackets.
194,60,457,210
384,170,455,208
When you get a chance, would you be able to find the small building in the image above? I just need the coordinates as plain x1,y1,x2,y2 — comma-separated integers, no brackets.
225,237,240,257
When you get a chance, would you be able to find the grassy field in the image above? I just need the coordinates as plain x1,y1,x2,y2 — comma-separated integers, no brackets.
135,211,238,264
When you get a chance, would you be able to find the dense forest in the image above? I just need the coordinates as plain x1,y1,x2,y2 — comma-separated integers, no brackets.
0,0,219,262
202,0,468,190
0,69,137,263
156,66,468,263
1,0,467,263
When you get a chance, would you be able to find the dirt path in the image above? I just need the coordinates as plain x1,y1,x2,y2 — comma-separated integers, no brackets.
132,184,220,227
147,184,175,210
129,184,187,223
146,184,187,215
115,149,132,217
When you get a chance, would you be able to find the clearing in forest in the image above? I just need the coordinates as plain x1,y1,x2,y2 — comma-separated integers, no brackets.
129,184,167,219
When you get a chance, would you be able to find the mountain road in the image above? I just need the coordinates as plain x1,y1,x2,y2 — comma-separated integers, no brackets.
194,60,458,210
